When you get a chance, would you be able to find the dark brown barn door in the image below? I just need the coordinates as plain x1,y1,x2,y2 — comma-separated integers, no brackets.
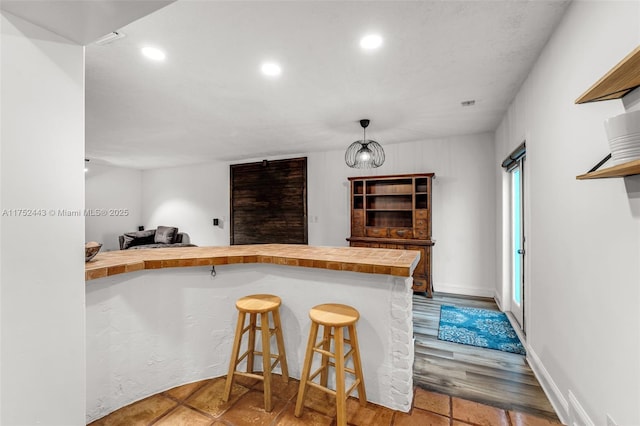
230,157,308,245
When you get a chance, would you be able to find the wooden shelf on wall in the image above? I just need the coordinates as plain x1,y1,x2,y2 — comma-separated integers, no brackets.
576,159,640,180
575,45,640,179
575,45,640,104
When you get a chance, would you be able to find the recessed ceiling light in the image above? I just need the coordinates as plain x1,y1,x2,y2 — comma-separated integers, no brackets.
360,34,383,50
141,46,166,61
261,62,282,77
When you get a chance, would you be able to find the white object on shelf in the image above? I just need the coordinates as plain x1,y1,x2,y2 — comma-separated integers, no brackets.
604,110,640,165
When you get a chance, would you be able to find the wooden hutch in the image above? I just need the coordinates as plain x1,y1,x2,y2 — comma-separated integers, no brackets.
347,173,435,296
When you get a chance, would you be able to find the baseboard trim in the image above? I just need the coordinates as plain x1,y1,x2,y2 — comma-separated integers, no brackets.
568,390,594,426
494,291,504,310
434,283,494,298
526,347,569,424
504,311,526,343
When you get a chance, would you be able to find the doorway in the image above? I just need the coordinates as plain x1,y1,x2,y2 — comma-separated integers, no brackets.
510,157,525,330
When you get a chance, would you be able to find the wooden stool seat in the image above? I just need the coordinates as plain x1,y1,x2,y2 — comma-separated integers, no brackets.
223,294,289,412
235,294,281,313
295,303,366,426
309,303,359,327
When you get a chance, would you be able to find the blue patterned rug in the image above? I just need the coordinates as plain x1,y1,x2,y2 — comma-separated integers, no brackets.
437,305,526,355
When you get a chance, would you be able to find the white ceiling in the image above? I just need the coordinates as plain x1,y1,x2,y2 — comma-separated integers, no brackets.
86,1,568,169
0,0,175,45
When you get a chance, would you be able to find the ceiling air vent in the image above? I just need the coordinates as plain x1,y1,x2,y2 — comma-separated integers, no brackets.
94,31,125,46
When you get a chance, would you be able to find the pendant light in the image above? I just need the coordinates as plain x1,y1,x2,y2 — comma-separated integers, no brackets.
345,119,385,168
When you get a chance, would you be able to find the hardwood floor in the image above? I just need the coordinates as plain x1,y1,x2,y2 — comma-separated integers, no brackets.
412,292,560,421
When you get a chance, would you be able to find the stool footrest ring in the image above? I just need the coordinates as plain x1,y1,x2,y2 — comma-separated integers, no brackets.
346,379,361,398
308,381,336,396
326,361,356,376
309,365,328,382
313,347,335,358
236,350,250,365
234,371,266,381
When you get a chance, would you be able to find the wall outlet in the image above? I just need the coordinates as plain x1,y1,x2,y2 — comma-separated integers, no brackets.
606,414,617,426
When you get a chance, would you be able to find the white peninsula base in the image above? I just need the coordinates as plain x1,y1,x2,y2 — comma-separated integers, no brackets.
86,263,414,423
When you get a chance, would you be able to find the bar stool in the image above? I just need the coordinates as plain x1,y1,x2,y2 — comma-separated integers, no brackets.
222,294,289,412
294,303,366,426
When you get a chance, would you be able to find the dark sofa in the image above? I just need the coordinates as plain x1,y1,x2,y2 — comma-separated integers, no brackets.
118,226,196,250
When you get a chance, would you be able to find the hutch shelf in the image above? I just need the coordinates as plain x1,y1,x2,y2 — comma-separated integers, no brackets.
347,173,435,296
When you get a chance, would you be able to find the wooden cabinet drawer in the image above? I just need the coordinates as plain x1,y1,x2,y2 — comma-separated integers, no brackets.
414,229,429,239
415,219,428,229
415,210,429,219
412,278,427,292
366,227,389,238
349,242,369,248
351,226,364,237
389,228,413,239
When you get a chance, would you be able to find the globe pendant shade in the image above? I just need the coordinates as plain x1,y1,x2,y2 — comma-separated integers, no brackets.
357,146,372,162
345,140,385,168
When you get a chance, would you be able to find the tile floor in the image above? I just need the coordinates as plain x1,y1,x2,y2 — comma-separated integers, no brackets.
88,375,564,425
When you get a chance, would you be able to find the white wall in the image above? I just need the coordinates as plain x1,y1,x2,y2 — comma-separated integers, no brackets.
494,1,640,425
0,11,86,425
142,133,496,296
142,161,229,246
85,164,143,251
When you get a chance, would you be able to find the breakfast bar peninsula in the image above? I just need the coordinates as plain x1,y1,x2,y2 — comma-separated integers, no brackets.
85,244,419,422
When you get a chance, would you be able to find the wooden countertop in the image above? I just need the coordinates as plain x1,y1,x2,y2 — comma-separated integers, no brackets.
85,244,420,281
